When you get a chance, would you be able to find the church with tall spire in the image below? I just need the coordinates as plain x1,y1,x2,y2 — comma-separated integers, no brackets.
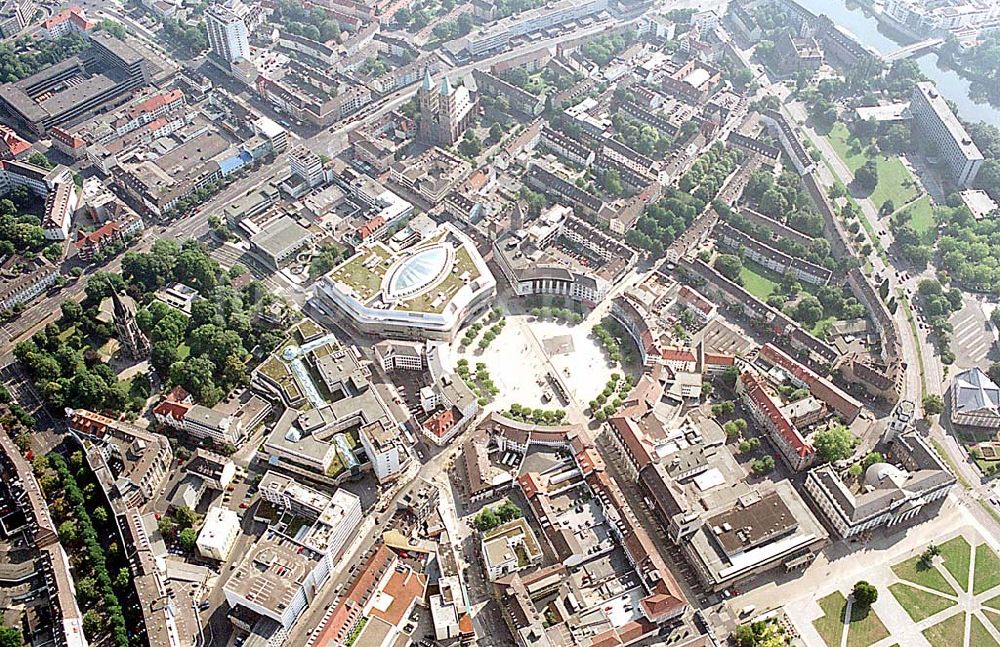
102,289,150,359
418,67,477,147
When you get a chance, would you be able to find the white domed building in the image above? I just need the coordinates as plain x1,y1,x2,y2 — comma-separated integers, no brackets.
313,221,496,342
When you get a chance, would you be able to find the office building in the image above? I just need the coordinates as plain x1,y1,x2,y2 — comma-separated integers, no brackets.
480,518,543,581
196,506,241,561
249,215,314,268
0,33,150,136
258,471,362,562
910,81,984,187
806,431,955,538
206,2,250,65
223,529,330,635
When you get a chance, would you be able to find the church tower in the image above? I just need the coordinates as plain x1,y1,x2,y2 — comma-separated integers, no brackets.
110,289,150,359
418,67,438,142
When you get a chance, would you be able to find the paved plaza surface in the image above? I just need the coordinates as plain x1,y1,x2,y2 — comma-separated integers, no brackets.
453,312,618,421
772,495,1000,647
950,295,999,370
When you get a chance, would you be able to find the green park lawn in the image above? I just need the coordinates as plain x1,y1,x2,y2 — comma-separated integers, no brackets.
813,592,847,647
738,259,779,300
972,613,1000,647
939,536,972,592
826,122,922,210
812,591,889,647
975,544,1000,595
985,609,1000,634
922,612,967,647
896,195,936,241
889,583,956,622
846,603,890,647
892,553,957,596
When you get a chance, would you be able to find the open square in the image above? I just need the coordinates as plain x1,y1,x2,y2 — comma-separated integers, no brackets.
788,527,1000,647
452,312,619,418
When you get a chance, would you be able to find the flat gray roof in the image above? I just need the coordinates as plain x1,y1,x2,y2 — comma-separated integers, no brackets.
250,215,311,258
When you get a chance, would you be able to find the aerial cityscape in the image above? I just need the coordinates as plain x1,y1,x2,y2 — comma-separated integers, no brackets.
1,0,1000,646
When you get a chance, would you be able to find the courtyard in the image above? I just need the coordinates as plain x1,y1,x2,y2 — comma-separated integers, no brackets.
451,311,621,423
794,526,1000,647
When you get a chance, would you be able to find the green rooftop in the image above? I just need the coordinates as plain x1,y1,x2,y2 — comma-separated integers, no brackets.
329,233,483,315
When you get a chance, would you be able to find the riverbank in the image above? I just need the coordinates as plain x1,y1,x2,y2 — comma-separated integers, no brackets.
792,0,1000,127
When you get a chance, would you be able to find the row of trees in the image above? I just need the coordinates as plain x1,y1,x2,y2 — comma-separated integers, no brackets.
626,145,741,255
455,359,498,406
473,500,523,531
506,404,567,426
45,453,130,646
742,170,825,237
589,372,631,422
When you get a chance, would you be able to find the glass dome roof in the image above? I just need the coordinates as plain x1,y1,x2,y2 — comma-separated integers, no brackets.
386,245,449,298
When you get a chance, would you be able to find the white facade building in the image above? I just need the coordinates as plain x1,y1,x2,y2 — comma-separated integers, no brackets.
196,506,241,560
206,3,250,64
910,82,984,187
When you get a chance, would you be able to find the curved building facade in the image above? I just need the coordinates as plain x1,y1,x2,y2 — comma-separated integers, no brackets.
313,221,496,341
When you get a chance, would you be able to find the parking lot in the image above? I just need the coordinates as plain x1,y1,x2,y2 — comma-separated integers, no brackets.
949,297,997,369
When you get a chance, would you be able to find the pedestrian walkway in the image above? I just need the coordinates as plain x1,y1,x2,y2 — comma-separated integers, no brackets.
783,521,1000,647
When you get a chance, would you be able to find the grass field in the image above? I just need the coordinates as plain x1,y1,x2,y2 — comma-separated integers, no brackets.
826,122,922,210
896,195,936,241
892,554,957,596
889,583,956,622
922,613,967,647
939,536,972,592
985,609,1000,634
846,603,890,647
813,592,847,647
738,260,779,300
975,544,1000,595
972,613,1000,647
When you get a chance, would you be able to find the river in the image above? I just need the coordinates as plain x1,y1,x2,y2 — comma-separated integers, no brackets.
792,0,1000,128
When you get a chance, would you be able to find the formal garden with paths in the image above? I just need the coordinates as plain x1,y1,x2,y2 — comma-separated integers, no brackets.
807,531,1000,647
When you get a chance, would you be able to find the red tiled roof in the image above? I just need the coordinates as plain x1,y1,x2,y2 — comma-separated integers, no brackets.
129,90,184,120
739,371,812,459
44,6,94,31
457,613,473,635
153,400,190,422
608,416,653,469
590,630,623,647
368,567,426,626
315,545,396,646
678,285,714,314
661,348,696,363
0,125,31,157
466,170,488,191
704,353,735,367
423,408,455,438
75,220,123,248
518,472,542,499
357,215,386,240
759,344,861,421
49,126,86,149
